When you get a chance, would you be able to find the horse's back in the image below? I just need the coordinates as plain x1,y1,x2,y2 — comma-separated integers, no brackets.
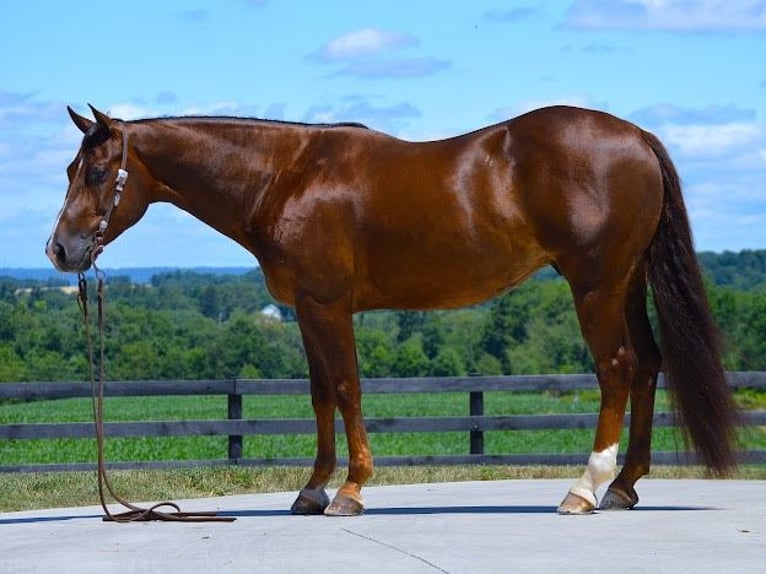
355,107,663,304
259,107,664,310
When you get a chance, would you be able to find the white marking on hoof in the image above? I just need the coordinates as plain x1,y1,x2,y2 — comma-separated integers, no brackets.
567,443,619,506
557,492,597,515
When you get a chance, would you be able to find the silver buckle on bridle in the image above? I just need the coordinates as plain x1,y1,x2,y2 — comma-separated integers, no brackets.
114,168,128,203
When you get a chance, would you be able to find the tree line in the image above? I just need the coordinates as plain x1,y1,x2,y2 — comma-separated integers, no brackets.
0,250,764,383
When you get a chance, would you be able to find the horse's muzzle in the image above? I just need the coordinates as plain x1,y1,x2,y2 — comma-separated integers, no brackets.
45,235,93,273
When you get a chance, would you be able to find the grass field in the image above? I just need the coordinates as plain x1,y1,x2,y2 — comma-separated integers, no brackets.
2,388,764,466
3,465,573,512
1,388,765,512
2,464,765,513
0,390,668,465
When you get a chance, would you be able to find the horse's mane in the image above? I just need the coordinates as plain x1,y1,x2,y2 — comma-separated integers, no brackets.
130,115,369,131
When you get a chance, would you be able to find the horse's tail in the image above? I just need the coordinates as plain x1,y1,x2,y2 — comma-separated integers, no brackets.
643,130,739,474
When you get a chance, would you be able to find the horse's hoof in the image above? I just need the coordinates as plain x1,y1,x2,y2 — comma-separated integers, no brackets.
290,488,330,515
599,487,638,510
557,492,596,515
324,494,365,517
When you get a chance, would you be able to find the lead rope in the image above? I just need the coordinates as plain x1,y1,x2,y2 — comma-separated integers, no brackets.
77,268,235,523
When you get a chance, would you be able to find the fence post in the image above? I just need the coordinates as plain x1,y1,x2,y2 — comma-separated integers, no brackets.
227,380,243,463
469,390,484,455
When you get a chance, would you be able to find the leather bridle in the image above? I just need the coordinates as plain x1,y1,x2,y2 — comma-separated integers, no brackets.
92,130,130,265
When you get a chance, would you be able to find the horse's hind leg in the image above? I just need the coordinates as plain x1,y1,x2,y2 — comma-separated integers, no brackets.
558,281,636,515
600,265,661,510
291,293,372,517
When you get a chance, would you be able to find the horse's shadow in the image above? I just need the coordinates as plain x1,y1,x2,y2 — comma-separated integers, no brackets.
0,504,713,525
225,504,712,518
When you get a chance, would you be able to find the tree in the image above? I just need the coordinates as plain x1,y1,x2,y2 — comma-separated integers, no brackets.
1,259,763,383
430,347,466,376
111,340,162,380
479,279,591,374
392,337,430,377
0,344,26,381
355,327,394,378
199,285,221,320
396,311,425,343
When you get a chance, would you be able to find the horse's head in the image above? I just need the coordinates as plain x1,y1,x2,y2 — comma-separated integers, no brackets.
46,105,148,272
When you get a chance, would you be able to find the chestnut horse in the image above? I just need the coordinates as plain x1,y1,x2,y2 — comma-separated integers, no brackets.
47,104,738,515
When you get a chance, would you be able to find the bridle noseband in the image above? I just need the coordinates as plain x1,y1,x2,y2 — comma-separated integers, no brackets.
92,129,129,263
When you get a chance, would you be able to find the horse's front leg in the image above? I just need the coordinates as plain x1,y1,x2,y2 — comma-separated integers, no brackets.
289,367,336,515
291,293,372,516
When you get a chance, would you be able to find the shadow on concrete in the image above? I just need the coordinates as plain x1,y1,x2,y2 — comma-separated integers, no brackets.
0,502,715,525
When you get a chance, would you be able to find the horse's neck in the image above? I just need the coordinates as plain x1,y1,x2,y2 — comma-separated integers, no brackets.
131,119,301,251
132,119,303,239
136,119,294,191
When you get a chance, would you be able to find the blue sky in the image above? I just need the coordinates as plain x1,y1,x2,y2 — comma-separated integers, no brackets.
1,0,765,268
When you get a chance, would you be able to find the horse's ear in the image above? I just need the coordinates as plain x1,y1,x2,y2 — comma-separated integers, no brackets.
88,104,113,129
68,105,94,134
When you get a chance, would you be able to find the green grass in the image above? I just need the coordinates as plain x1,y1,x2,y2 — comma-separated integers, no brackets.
0,391,629,464
1,389,764,512
2,464,765,513
1,389,763,465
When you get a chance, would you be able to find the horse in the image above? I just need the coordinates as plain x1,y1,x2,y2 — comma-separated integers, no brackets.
46,104,739,515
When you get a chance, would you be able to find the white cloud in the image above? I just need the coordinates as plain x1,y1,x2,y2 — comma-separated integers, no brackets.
629,104,766,172
303,96,421,133
309,28,447,80
106,100,260,120
564,0,766,31
316,28,416,61
0,94,78,220
683,177,766,249
662,122,762,158
106,103,154,121
630,103,756,127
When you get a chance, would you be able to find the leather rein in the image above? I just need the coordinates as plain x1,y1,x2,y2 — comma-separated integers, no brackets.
76,130,234,523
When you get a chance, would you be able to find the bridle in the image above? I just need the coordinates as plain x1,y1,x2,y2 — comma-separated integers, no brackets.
75,128,234,523
92,129,130,265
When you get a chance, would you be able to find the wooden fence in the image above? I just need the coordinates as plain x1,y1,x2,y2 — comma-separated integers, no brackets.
1,373,765,473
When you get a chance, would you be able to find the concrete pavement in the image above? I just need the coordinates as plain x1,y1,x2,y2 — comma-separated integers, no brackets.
1,479,763,573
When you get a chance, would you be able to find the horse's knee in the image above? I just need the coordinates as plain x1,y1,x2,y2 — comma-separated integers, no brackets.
335,380,361,410
596,344,638,390
311,381,335,410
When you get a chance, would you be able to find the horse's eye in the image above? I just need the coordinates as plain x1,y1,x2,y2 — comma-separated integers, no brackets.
86,166,108,186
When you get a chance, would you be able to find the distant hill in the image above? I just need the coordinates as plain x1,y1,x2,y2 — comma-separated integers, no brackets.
0,267,255,286
2,249,764,290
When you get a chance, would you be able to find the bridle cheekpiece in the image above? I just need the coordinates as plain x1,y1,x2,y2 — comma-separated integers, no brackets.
93,129,129,263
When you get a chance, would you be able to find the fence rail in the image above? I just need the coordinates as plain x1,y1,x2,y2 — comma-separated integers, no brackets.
1,373,765,473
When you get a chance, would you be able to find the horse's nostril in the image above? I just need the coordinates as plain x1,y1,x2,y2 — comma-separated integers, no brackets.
53,242,67,265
